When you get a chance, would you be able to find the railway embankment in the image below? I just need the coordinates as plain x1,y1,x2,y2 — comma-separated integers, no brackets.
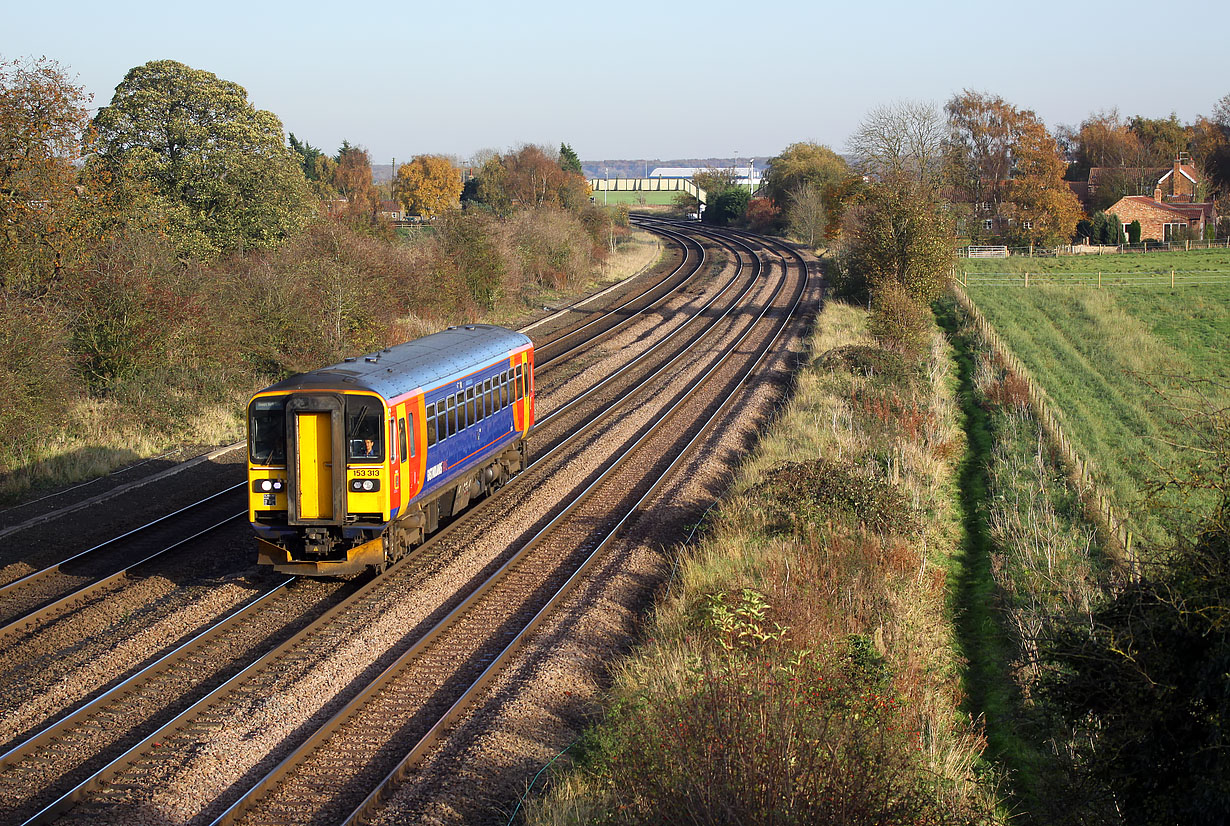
525,298,1002,823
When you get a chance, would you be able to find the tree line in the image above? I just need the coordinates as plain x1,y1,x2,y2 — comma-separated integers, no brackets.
0,56,613,481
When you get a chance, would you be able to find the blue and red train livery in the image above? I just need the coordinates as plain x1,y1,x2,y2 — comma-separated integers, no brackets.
247,324,535,576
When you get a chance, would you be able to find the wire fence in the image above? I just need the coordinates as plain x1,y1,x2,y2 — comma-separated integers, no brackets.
952,286,1138,574
958,269,1230,288
958,238,1230,258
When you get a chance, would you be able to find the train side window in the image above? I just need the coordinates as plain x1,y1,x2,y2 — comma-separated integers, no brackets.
426,403,436,447
399,417,408,460
501,372,509,407
515,364,524,400
475,383,484,422
458,390,467,429
484,378,492,417
447,396,456,437
465,387,474,425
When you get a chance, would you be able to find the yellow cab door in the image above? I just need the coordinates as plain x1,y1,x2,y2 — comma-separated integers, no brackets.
297,411,333,519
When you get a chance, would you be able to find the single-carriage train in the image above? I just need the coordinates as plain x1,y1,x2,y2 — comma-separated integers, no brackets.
247,325,535,575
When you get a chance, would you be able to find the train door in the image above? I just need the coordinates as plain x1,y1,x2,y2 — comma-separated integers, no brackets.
286,394,345,525
398,408,414,497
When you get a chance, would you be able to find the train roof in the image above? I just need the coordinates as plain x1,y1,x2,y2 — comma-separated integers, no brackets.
256,324,532,401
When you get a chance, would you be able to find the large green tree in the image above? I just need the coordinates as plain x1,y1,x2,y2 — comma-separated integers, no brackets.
762,142,848,209
91,60,312,258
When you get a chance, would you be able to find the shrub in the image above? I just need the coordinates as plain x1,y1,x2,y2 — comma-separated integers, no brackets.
0,301,77,469
601,646,971,826
753,458,918,535
868,282,932,357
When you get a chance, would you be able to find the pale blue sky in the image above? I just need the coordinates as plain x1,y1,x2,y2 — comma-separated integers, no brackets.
6,0,1226,164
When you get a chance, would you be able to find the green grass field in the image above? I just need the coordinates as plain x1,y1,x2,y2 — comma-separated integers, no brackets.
962,250,1230,549
589,190,681,206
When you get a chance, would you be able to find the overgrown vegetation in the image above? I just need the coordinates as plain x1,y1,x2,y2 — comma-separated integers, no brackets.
525,301,1000,824
0,56,622,499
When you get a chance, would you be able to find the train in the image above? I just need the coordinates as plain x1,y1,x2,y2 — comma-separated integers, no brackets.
247,324,535,576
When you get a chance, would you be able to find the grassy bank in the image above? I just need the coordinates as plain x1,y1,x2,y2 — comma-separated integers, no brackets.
526,301,1000,824
958,260,1230,549
938,294,1119,822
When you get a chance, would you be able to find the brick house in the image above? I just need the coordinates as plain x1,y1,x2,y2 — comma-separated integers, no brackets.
1103,191,1217,242
1076,156,1204,211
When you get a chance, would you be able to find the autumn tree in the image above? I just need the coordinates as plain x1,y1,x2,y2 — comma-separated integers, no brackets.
331,141,380,224
848,99,946,185
470,145,589,215
1129,113,1190,166
944,90,1026,212
289,133,337,199
762,142,848,209
91,60,312,259
0,56,93,293
394,155,462,218
692,166,739,200
1002,119,1084,245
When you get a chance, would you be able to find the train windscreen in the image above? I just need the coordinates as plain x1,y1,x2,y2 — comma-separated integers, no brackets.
249,398,286,465
346,396,384,462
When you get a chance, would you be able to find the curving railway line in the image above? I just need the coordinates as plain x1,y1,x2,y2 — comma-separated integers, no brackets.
0,220,821,826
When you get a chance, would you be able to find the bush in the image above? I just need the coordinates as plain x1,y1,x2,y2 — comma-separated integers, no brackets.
601,646,971,826
1127,220,1142,245
753,458,918,536
0,301,78,468
868,282,932,356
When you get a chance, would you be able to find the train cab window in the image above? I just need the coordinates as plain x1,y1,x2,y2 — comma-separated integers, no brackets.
426,403,437,447
398,417,409,460
447,396,457,437
249,397,286,465
347,397,384,462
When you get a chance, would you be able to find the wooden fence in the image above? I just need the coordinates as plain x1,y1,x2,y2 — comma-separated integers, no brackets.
952,285,1138,573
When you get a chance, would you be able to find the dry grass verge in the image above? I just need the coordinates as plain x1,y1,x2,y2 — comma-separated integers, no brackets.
525,300,1001,824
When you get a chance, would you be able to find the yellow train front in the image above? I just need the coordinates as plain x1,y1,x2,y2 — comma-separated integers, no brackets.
247,325,535,576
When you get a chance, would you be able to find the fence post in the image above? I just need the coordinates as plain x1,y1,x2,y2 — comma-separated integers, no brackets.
1024,271,1029,288
1098,271,1101,287
1171,269,1175,288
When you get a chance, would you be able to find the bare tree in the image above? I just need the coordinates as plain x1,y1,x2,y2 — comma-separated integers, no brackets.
848,100,946,185
787,182,825,247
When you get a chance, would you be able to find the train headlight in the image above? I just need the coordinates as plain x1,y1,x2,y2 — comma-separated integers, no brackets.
261,480,273,492
252,479,286,494
349,478,381,492
363,479,374,491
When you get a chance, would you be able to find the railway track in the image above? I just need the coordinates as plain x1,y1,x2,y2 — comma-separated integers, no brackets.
0,221,721,823
0,222,817,825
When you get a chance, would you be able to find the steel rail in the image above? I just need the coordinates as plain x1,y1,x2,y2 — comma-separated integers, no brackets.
0,482,244,598
0,510,247,644
0,576,296,764
208,225,803,826
531,229,703,368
